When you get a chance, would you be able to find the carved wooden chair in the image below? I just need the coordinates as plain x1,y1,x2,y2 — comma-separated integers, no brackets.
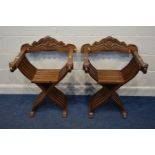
81,36,148,118
9,36,76,117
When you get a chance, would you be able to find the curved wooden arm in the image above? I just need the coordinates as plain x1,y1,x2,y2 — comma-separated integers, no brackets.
132,52,148,74
82,50,98,80
9,49,26,72
83,48,91,73
58,47,75,80
66,48,76,72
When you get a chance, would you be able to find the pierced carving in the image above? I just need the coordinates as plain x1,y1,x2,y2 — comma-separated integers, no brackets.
81,36,138,53
21,36,76,53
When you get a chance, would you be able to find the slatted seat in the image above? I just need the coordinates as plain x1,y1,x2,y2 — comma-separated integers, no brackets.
32,69,60,83
9,36,76,118
98,70,125,84
81,36,148,119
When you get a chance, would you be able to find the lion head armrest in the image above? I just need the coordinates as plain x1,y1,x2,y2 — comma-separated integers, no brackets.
9,45,28,72
66,45,76,72
131,51,148,74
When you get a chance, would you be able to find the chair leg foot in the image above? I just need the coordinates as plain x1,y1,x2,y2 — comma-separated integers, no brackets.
62,110,67,118
30,111,35,118
121,111,127,119
88,112,94,119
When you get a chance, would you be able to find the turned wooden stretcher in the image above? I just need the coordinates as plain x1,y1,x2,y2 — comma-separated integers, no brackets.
81,36,148,118
9,36,76,117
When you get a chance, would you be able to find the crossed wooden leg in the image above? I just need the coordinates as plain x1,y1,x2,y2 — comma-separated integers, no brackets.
111,92,127,118
30,83,67,118
88,84,127,119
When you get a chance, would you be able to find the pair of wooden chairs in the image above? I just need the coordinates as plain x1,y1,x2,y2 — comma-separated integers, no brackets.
9,36,148,118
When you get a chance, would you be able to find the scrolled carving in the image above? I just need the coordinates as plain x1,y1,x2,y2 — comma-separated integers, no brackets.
82,36,138,53
21,36,76,53
31,36,65,47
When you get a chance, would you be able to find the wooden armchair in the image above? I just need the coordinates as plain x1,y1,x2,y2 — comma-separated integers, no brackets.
81,36,148,118
9,36,76,117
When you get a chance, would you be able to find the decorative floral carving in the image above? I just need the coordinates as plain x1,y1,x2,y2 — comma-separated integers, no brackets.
93,36,127,46
31,36,65,47
21,36,76,52
82,36,138,53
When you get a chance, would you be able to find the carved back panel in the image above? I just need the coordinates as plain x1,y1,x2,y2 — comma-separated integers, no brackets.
21,36,76,53
81,36,138,53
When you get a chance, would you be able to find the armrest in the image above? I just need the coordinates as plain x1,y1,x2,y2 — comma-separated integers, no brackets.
132,52,148,74
66,48,76,72
9,50,26,72
83,52,98,80
83,48,90,73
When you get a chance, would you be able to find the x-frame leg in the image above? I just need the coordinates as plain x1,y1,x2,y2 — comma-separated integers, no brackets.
30,83,67,118
88,84,127,119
